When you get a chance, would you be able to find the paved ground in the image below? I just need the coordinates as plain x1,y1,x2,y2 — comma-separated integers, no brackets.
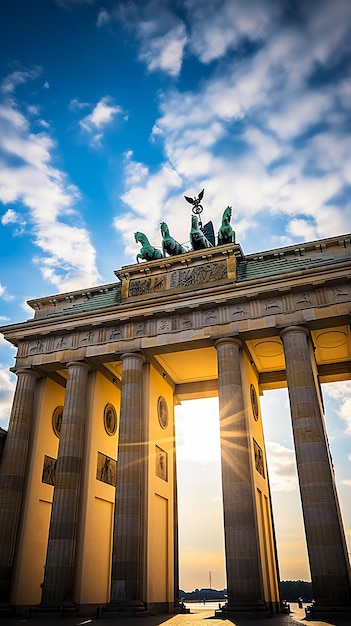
0,603,350,626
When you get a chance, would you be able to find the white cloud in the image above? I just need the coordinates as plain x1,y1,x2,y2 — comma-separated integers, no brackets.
267,91,333,140
139,22,188,77
2,209,21,225
79,96,123,144
33,222,99,293
98,2,189,78
69,97,90,111
301,0,351,65
0,71,100,292
1,67,42,95
265,441,298,492
97,8,110,28
115,155,182,257
186,0,280,64
324,382,351,435
287,218,319,242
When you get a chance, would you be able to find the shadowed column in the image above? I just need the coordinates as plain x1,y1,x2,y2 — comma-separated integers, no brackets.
215,338,263,611
110,352,145,605
280,326,351,606
41,360,90,605
0,368,39,603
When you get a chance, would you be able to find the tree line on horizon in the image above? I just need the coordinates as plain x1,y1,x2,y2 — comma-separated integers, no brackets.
180,580,312,603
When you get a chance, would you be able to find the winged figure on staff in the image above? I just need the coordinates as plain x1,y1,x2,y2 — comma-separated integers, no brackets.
184,188,204,215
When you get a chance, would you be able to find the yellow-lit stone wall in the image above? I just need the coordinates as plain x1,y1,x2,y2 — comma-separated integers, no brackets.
145,364,175,609
10,378,64,605
76,372,120,605
241,352,280,609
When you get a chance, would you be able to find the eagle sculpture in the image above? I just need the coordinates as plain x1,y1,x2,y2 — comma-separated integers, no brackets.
184,188,204,214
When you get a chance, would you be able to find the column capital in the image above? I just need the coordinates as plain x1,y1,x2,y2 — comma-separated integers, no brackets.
120,351,145,364
214,336,242,350
66,360,91,371
10,367,40,380
279,325,310,340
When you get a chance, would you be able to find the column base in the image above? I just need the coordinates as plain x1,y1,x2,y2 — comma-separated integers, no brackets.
215,601,270,619
0,601,14,618
173,601,190,614
28,604,78,619
102,599,149,618
305,601,351,620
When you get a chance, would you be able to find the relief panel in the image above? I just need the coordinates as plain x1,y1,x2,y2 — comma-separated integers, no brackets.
230,302,249,320
293,292,315,309
79,330,98,345
128,274,166,297
97,451,117,487
170,260,227,289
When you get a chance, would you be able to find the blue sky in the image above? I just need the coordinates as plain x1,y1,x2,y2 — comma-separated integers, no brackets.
0,0,351,590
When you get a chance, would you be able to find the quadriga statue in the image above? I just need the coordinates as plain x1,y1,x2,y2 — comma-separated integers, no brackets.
190,215,213,250
160,221,187,256
134,231,163,263
218,206,235,245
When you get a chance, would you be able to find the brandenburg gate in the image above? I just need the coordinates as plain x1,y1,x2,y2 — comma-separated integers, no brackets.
0,208,350,617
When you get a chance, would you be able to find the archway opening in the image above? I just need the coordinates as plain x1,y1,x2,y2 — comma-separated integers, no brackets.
260,388,310,582
175,397,226,595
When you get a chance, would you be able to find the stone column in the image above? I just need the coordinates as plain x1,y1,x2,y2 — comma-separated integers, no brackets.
0,368,39,602
110,352,145,605
41,360,90,605
280,326,351,605
215,338,263,610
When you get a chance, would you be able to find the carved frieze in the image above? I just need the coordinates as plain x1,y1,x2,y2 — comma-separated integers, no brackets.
29,339,45,353
180,315,193,329
79,330,97,345
128,275,166,297
157,318,172,334
294,292,314,308
333,286,351,301
231,303,249,319
170,261,227,289
264,298,282,313
55,335,72,350
204,309,219,325
134,322,145,337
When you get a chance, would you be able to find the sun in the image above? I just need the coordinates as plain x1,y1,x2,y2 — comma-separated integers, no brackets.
175,397,221,463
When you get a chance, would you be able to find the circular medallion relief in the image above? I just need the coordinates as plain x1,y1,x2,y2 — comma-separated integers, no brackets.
254,340,283,357
52,406,63,437
250,384,259,421
157,396,169,429
104,403,118,436
316,330,347,349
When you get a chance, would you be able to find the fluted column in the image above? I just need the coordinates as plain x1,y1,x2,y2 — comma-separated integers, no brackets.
0,368,39,602
41,360,90,605
280,326,351,605
215,338,262,609
111,352,145,604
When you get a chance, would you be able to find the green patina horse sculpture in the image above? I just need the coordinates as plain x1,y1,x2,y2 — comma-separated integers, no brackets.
160,221,187,256
135,231,163,263
218,206,235,245
190,215,213,250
